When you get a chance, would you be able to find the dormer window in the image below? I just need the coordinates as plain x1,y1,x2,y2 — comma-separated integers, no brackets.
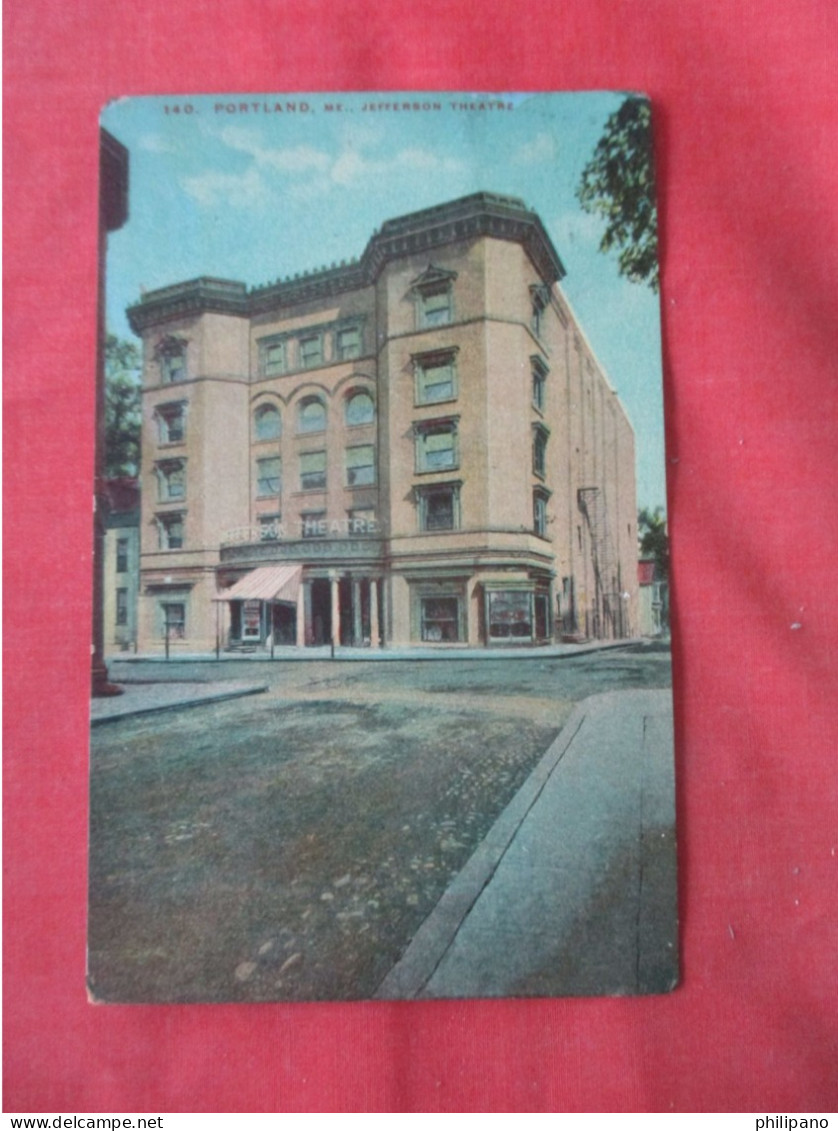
411,264,458,329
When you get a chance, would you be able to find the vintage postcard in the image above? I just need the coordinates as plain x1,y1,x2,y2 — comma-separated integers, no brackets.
89,92,676,1002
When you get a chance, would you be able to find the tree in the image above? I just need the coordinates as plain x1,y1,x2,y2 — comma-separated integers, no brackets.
104,334,141,477
638,506,669,582
576,96,659,292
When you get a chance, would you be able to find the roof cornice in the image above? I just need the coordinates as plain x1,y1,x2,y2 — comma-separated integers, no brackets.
127,193,567,331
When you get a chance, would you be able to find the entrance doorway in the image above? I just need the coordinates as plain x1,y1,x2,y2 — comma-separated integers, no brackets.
309,579,332,645
271,602,297,645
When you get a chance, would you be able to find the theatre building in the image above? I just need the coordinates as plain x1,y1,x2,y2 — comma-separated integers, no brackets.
127,192,637,653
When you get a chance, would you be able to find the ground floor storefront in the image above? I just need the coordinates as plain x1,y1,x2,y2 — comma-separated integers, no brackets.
215,566,555,652
136,533,636,654
137,559,564,654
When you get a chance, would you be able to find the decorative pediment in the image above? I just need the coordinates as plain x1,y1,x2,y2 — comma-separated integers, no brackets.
409,263,459,291
529,283,551,304
154,334,188,359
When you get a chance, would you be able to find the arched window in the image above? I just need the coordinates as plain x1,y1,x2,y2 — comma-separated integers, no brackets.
253,403,281,441
345,390,375,426
297,396,326,434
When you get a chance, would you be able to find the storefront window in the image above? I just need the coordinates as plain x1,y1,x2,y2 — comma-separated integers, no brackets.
161,601,186,639
534,593,550,639
421,597,461,642
242,599,262,640
487,591,533,640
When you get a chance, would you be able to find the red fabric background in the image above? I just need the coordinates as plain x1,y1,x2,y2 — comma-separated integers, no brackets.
5,0,837,1113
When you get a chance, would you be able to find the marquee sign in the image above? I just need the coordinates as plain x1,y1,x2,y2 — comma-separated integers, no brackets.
222,515,382,546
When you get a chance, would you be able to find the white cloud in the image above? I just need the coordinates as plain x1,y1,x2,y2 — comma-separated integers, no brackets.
180,166,271,210
330,149,369,186
515,131,558,164
551,209,606,248
182,129,467,210
217,126,330,175
138,134,177,154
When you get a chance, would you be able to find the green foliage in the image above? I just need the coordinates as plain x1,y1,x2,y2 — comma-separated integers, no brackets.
577,96,659,292
105,334,141,477
638,506,669,581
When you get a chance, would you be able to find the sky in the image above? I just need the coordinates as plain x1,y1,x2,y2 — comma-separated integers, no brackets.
102,91,667,509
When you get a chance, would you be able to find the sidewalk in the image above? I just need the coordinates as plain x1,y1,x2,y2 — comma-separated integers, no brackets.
376,688,677,1000
109,637,657,664
90,680,268,725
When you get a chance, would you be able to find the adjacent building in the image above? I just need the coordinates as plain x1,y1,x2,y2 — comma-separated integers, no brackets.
126,192,637,653
102,477,140,651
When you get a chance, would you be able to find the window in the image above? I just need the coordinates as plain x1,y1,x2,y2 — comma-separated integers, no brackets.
418,284,453,328
531,356,548,412
253,403,281,441
301,510,327,538
161,601,186,639
346,445,375,487
156,459,186,502
156,336,187,384
336,324,362,360
487,591,533,640
421,597,461,642
262,340,286,376
116,537,129,573
256,456,281,497
297,396,326,433
345,390,375,426
300,450,326,491
258,514,282,541
533,490,549,537
530,287,547,338
115,588,128,626
416,483,460,532
411,265,457,329
415,352,457,405
156,402,186,444
157,513,184,550
348,508,377,535
416,419,458,472
532,426,548,478
299,334,323,369
257,514,282,541
534,593,550,639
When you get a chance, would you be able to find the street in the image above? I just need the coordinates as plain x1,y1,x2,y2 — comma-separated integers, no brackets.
88,644,674,1002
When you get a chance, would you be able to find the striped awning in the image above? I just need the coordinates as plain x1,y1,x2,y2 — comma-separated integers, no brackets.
214,564,302,604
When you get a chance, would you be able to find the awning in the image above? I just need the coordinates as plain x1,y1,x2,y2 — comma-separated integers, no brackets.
214,564,302,605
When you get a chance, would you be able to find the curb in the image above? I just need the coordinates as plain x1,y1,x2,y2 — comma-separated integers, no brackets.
107,639,652,665
375,698,591,999
90,683,269,726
